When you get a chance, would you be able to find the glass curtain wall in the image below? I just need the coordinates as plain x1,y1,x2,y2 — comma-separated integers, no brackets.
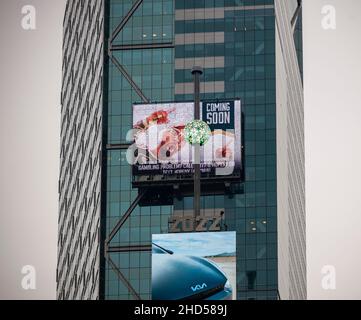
104,0,278,300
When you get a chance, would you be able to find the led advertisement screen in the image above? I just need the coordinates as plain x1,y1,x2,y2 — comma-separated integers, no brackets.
152,232,236,300
132,100,241,178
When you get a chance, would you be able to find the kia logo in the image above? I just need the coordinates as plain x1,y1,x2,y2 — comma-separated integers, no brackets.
191,283,207,292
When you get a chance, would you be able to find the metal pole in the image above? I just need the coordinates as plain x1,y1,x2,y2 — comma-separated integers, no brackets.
191,66,203,219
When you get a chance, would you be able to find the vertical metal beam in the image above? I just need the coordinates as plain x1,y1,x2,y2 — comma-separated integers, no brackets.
191,66,203,219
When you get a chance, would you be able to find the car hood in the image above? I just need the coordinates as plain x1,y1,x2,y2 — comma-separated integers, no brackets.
152,254,227,300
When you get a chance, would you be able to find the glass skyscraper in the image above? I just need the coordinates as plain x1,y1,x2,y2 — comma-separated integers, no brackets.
58,0,305,300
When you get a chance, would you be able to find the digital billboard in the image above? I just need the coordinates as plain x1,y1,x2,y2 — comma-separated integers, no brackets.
131,100,241,178
152,232,236,300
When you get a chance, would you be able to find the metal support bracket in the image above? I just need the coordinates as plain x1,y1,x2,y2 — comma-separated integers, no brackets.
104,189,147,300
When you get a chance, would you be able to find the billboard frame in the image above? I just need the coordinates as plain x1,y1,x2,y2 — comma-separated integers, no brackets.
131,98,243,187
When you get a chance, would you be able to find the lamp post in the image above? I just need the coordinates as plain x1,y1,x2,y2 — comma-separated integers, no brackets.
191,66,203,218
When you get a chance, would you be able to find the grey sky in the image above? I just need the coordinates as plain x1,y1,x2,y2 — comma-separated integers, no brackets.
0,0,360,300
0,0,64,300
304,0,361,299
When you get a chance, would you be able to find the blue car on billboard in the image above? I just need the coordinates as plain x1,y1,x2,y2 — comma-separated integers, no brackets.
152,243,232,300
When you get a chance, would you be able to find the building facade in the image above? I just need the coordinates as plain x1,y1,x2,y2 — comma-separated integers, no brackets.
57,0,105,299
58,0,305,300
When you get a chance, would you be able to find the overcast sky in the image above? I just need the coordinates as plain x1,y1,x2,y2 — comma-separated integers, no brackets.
0,0,360,300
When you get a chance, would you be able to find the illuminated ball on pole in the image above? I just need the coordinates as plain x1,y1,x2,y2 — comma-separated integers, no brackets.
184,120,211,146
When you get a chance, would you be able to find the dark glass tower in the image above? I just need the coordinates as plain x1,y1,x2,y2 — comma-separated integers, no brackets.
58,0,305,300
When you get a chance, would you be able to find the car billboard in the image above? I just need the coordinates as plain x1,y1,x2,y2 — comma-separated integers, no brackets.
152,231,236,300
